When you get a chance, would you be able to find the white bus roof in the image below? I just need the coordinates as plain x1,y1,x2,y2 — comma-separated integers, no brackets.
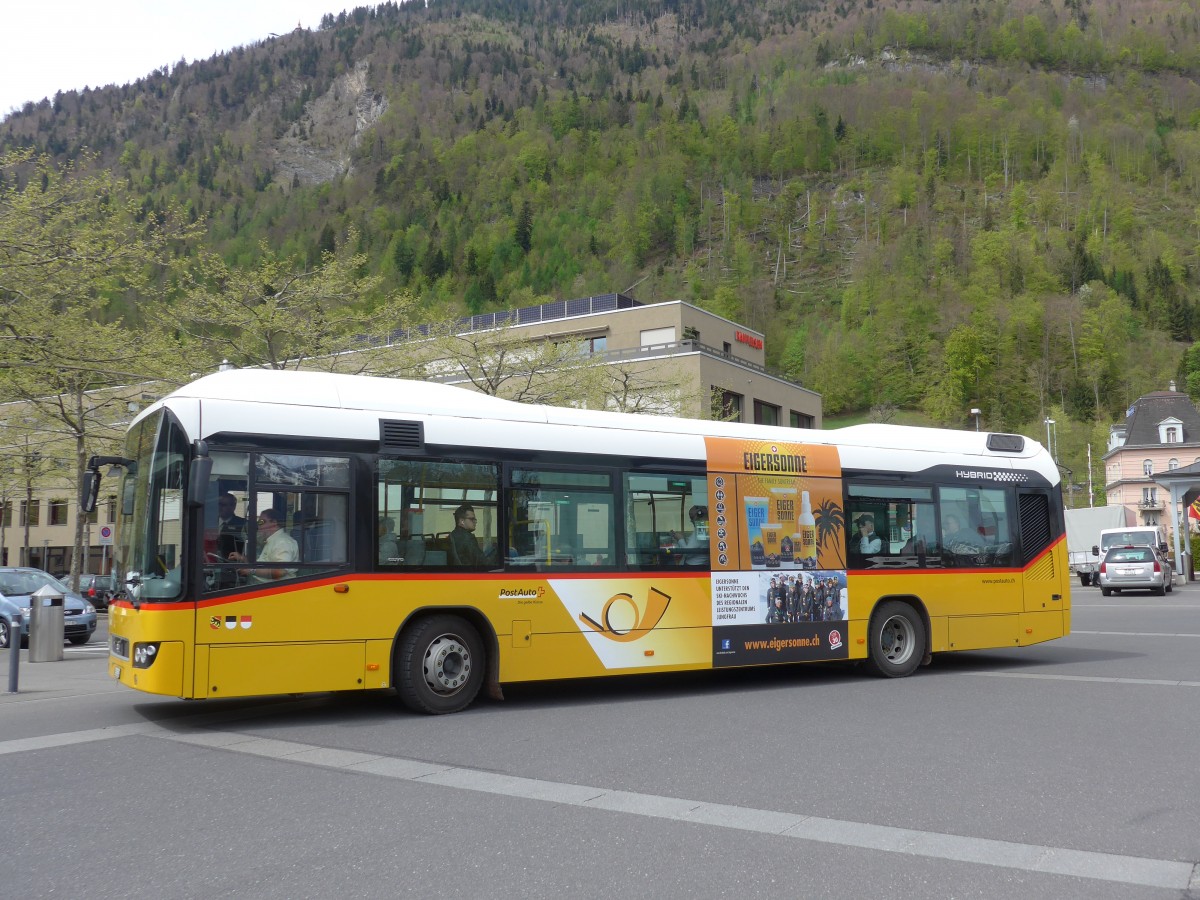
142,370,1057,481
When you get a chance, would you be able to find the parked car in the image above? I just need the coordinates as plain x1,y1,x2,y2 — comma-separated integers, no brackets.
78,573,118,610
1097,545,1172,597
0,568,98,648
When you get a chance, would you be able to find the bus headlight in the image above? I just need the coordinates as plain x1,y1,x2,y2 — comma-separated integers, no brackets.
132,642,160,668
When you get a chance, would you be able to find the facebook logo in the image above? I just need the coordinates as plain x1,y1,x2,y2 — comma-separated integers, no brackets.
720,639,731,650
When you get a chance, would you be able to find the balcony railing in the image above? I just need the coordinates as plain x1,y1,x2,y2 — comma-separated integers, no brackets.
1137,499,1164,510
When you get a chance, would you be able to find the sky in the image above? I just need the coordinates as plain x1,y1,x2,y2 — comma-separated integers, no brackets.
1,1,346,119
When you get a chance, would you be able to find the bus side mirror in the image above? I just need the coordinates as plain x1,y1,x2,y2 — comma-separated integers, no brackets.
1160,542,1169,555
80,470,100,514
1091,545,1099,557
187,456,213,507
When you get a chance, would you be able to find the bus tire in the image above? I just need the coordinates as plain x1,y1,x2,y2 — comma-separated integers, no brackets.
863,601,925,678
395,614,484,715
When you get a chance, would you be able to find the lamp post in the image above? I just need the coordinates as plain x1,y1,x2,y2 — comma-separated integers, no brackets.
1044,417,1057,463
970,408,982,432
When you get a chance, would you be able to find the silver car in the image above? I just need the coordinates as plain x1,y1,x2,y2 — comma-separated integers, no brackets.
1098,546,1172,596
0,568,98,648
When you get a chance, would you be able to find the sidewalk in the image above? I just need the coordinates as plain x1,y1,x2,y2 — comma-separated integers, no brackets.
0,648,117,703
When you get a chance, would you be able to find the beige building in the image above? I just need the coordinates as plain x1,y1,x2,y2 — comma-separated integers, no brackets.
423,293,823,426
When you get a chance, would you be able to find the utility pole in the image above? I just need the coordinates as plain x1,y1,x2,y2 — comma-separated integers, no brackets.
1087,443,1094,508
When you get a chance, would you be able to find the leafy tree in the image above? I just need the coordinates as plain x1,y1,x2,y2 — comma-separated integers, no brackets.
515,200,533,254
168,228,417,376
0,149,196,581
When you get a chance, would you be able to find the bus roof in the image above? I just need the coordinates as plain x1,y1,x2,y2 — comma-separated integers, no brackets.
145,370,1057,481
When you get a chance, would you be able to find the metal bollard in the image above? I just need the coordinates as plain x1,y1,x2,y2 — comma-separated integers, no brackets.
7,612,20,693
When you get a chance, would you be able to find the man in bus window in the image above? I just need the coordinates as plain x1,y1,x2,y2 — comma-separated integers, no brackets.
449,504,485,566
216,492,246,559
941,512,977,549
378,516,400,564
231,508,298,582
850,514,883,557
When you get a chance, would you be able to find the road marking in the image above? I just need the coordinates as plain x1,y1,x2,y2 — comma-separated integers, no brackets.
977,672,1200,687
1,705,1196,889
142,728,1195,891
0,722,159,755
1072,630,1200,638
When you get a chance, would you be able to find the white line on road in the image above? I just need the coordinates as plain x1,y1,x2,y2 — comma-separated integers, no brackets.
1071,630,1200,638
141,728,1194,891
1,687,1196,890
976,671,1200,687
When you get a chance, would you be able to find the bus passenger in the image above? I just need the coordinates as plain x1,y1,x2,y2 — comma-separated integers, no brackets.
231,508,298,582
379,517,400,564
850,514,883,558
397,510,426,565
449,504,485,566
942,513,977,548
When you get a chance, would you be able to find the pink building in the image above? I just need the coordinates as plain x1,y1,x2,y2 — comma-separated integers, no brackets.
1103,382,1200,540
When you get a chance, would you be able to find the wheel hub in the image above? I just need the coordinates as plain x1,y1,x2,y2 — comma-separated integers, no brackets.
423,634,472,696
881,616,913,664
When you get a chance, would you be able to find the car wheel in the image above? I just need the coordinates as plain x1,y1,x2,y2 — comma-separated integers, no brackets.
68,634,90,646
1154,584,1167,596
863,601,926,678
1167,580,1173,593
394,614,485,714
0,618,10,649
1101,586,1112,596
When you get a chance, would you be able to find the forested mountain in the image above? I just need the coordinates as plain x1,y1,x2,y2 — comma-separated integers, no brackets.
5,0,1200,491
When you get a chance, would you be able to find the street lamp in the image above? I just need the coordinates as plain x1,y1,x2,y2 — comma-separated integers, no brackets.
970,408,982,432
1044,417,1057,462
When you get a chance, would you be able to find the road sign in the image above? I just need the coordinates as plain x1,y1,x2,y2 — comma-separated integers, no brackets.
99,525,113,546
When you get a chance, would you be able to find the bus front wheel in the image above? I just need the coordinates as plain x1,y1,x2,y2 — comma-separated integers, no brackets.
395,615,485,715
863,601,925,678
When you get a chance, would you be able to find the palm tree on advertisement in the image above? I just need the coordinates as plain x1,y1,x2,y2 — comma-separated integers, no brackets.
815,498,845,569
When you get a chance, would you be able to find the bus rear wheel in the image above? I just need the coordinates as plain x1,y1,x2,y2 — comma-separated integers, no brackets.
864,601,925,678
395,614,485,714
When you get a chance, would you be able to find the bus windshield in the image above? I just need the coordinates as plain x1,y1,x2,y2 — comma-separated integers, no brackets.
114,409,188,603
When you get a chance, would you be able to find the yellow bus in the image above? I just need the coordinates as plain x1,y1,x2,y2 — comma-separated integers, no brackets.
88,370,1070,714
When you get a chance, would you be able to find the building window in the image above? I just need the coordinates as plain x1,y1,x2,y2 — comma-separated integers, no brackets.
1143,459,1153,476
1169,458,1180,470
754,400,780,426
49,499,68,526
586,336,607,353
640,326,675,347
1143,487,1157,506
713,388,742,422
722,341,732,355
1165,427,1179,443
790,411,814,429
20,500,39,527
0,502,10,527
105,496,116,521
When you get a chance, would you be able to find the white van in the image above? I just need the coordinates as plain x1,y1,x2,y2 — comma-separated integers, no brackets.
1097,525,1168,556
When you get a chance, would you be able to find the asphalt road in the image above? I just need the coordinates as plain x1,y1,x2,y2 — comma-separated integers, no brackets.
2,585,1198,899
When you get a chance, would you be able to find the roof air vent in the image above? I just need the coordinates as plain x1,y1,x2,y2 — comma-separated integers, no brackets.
380,419,424,451
987,433,1025,453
